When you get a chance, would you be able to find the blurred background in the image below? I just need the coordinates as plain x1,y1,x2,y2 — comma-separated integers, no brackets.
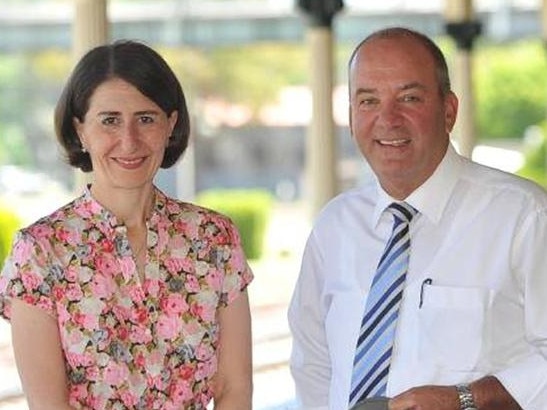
1,0,547,408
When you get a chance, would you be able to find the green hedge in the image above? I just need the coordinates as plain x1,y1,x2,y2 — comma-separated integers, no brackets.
475,40,547,140
196,189,272,260
517,123,547,187
0,201,21,266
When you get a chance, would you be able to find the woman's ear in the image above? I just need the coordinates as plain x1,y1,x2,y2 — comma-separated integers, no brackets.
168,110,178,134
73,117,87,150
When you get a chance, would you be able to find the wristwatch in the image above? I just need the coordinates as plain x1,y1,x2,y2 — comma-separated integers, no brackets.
456,383,478,410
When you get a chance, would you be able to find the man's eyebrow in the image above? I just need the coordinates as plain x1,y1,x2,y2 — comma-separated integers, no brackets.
353,82,427,97
354,87,377,95
400,81,426,91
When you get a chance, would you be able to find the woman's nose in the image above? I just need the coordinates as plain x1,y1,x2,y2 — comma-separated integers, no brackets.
119,123,139,150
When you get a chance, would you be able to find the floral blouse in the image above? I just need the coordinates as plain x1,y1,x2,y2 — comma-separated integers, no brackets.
0,187,253,409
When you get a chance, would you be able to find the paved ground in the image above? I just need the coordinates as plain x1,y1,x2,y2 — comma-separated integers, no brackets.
0,201,310,409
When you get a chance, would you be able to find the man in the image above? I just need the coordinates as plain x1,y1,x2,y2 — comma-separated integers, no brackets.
288,27,547,410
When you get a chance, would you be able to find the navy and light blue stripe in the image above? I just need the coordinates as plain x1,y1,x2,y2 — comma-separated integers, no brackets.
349,202,417,407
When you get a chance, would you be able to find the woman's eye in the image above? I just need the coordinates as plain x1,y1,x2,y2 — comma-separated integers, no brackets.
101,117,118,125
139,115,155,124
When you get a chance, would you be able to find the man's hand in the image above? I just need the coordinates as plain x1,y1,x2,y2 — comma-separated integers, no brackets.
388,376,523,410
389,385,459,410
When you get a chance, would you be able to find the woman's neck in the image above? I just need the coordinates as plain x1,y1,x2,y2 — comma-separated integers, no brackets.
89,183,155,227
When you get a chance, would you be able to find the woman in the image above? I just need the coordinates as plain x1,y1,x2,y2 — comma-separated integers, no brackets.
0,40,253,409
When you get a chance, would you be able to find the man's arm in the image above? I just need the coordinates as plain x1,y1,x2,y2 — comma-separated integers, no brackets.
389,376,521,410
288,233,331,409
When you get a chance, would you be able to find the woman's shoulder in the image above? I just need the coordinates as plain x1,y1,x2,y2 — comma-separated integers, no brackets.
17,196,82,237
161,195,236,226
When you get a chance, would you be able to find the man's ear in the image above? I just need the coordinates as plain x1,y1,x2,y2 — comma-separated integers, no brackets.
444,91,459,133
348,104,354,137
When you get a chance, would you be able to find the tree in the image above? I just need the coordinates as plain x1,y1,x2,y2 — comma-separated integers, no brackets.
474,40,547,140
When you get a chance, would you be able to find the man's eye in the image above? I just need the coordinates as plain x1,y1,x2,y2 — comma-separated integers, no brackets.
359,98,378,107
401,94,421,102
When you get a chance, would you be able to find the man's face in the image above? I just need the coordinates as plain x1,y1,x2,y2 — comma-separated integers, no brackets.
349,36,458,199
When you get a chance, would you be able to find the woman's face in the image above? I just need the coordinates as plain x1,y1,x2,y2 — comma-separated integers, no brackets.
74,78,177,193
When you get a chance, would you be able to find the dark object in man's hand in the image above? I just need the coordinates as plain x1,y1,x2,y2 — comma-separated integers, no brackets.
350,397,389,410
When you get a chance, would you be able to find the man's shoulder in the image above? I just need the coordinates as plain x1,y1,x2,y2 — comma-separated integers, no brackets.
313,184,377,227
464,159,547,206
467,158,546,190
326,183,376,209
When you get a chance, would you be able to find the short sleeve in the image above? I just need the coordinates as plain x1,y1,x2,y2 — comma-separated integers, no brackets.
0,230,57,320
218,218,254,307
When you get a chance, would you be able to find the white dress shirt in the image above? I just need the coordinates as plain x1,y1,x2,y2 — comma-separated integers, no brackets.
288,144,547,410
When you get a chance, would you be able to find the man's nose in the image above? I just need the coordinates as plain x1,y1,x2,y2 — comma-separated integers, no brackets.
378,101,403,126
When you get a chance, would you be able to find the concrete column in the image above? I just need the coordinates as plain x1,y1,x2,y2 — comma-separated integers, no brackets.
542,0,547,178
445,0,481,159
298,0,343,219
72,0,108,191
306,26,337,218
453,47,475,159
73,0,109,60
542,0,547,41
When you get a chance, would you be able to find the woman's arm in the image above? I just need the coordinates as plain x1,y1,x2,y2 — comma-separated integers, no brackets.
10,299,75,410
212,289,253,409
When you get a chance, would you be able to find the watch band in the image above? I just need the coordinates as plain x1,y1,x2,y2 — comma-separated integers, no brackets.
456,383,478,410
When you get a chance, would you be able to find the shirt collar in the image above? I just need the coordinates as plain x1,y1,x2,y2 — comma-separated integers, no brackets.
372,143,463,226
76,184,165,230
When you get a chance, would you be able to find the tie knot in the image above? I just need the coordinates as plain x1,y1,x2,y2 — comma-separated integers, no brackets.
387,202,417,224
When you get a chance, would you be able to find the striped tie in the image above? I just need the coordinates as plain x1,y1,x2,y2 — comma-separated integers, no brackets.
349,202,417,406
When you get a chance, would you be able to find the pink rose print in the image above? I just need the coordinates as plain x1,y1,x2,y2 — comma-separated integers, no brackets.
130,325,152,344
29,224,54,240
12,239,33,264
100,238,115,254
104,361,129,387
195,343,214,361
143,278,160,297
205,269,222,291
65,283,84,301
55,227,79,246
120,390,139,407
0,188,253,408
168,379,192,404
119,256,136,281
165,257,186,275
21,272,43,292
65,265,79,282
184,274,200,293
90,272,116,299
95,254,118,277
157,313,182,340
190,301,215,322
160,293,188,316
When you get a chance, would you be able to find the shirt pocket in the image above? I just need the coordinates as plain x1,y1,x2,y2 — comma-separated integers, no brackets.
418,284,493,371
